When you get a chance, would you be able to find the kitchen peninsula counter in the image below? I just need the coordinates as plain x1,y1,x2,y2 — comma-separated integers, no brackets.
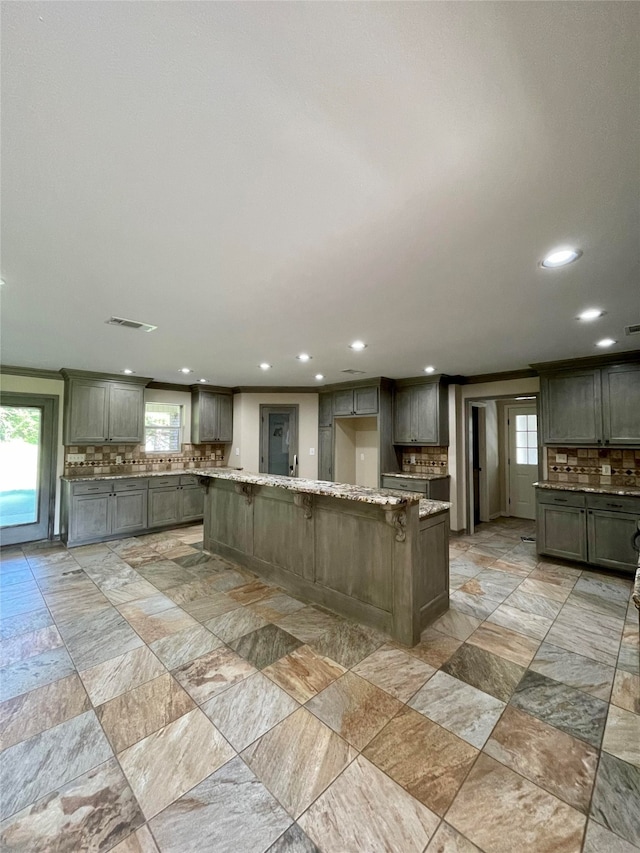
192,469,450,645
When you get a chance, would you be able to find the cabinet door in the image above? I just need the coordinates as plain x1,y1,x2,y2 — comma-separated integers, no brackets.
111,490,148,535
536,503,587,561
318,393,333,428
587,509,639,572
354,386,378,415
108,384,144,443
413,384,440,443
216,394,233,442
332,389,354,417
393,387,413,443
179,485,204,522
148,486,180,528
70,493,111,542
540,370,601,445
318,427,333,481
601,364,640,445
192,391,218,443
67,380,109,444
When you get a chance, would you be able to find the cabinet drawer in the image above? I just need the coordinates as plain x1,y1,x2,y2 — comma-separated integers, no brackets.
381,476,427,494
149,476,179,489
179,475,198,486
586,494,640,515
536,490,586,508
71,481,113,496
113,478,149,492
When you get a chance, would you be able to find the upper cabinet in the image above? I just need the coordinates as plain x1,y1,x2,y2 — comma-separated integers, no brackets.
62,370,151,445
393,379,449,445
318,393,333,427
331,385,379,417
539,360,640,446
191,388,233,443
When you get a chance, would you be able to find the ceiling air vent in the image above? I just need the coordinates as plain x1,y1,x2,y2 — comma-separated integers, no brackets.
106,316,157,332
625,323,640,336
341,369,366,375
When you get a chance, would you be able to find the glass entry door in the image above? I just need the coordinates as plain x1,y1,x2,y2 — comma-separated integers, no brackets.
0,393,58,545
259,406,299,477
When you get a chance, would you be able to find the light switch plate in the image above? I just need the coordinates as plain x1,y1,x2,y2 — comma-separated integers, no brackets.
235,448,240,456
556,453,567,463
410,455,416,464
601,464,611,475
67,453,85,463
309,448,315,455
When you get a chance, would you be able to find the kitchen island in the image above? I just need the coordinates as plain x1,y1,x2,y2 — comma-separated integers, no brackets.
192,469,450,645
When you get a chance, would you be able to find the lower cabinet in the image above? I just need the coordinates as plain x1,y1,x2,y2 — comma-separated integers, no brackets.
63,474,203,546
536,489,639,572
380,475,450,502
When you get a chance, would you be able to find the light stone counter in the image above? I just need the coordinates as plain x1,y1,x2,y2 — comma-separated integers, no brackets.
61,467,240,483
534,481,640,498
382,471,449,481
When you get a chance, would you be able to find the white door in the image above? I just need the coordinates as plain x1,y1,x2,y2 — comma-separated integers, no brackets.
507,405,538,520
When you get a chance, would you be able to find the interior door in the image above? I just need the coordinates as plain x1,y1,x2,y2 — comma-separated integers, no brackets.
0,393,58,545
508,405,538,520
260,406,299,477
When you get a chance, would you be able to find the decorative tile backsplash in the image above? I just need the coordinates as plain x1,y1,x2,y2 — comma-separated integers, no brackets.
546,447,640,487
401,446,448,475
64,443,227,477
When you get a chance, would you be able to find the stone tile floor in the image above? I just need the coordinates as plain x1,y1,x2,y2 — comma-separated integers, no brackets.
0,518,638,852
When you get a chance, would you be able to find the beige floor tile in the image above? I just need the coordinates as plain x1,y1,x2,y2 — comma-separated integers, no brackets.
122,605,198,643
400,628,463,668
110,825,159,853
446,753,586,853
172,646,256,704
352,644,436,702
263,645,346,704
241,707,355,818
299,755,439,853
467,621,540,667
611,669,640,714
205,607,269,643
79,645,166,705
0,624,63,669
425,822,481,852
118,707,235,819
149,623,222,670
430,609,481,641
602,704,640,767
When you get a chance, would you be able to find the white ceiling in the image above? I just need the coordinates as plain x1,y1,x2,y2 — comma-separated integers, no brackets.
1,2,638,386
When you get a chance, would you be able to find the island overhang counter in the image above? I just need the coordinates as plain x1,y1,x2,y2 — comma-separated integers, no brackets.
191,470,450,646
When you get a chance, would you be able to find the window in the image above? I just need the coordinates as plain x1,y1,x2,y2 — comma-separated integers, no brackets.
515,413,538,466
145,403,182,452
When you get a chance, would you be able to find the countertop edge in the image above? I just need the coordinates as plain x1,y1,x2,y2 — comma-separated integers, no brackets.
534,481,640,498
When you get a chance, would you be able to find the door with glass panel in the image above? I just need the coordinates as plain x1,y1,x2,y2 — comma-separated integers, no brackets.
0,394,58,545
259,406,299,477
508,404,538,520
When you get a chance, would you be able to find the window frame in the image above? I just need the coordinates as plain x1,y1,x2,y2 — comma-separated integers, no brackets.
144,402,183,454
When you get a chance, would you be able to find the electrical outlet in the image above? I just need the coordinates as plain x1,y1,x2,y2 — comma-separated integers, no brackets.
410,454,416,464
115,455,122,464
601,464,611,476
235,447,240,456
309,448,315,456
556,453,567,463
360,453,365,461
67,453,85,463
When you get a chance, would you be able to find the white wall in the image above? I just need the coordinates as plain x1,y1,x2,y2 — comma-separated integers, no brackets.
333,416,379,487
232,393,319,478
484,400,501,519
449,377,540,531
0,374,65,534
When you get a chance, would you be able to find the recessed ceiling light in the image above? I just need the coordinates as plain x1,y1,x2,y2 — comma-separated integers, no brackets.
259,363,271,370
198,378,208,383
122,369,135,375
541,247,582,268
424,366,435,374
577,308,605,321
179,367,192,374
596,338,617,348
349,340,367,351
297,353,312,362
315,374,324,380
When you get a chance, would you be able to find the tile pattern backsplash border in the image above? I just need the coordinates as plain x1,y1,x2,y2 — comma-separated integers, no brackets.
401,446,448,475
64,443,227,477
546,447,640,487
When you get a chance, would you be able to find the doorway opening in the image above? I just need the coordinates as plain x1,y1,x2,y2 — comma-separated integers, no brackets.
465,394,540,534
333,417,379,488
0,393,58,545
259,406,299,477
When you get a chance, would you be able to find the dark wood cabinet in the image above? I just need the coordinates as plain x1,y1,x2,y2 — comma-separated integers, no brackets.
191,389,234,443
539,360,640,446
318,426,333,481
393,380,448,445
318,393,333,427
62,370,151,445
148,475,204,527
331,385,379,417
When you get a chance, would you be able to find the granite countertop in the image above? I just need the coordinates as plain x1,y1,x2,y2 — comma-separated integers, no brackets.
192,468,424,507
419,498,451,519
62,467,241,483
534,481,640,498
381,472,449,481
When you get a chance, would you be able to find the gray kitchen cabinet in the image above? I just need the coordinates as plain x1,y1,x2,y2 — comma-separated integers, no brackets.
332,389,355,417
318,393,333,428
318,426,333,481
111,489,148,535
61,370,151,445
393,381,448,445
148,475,204,527
540,370,601,446
69,492,111,543
536,488,640,572
331,386,379,417
380,475,450,501
148,486,180,528
180,483,205,521
538,359,640,446
602,363,640,445
191,389,234,443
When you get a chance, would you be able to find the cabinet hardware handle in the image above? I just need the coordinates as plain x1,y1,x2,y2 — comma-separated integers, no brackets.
588,510,592,515
606,503,623,508
580,510,585,514
553,498,568,503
